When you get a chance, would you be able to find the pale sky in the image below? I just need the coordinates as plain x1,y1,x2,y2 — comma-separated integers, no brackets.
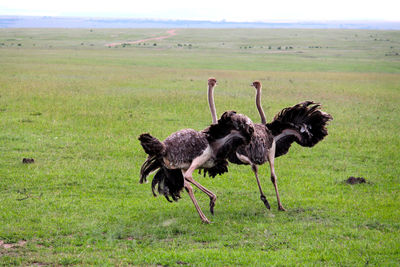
1,0,399,21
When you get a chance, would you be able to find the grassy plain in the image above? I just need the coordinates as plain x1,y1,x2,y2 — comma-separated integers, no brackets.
0,28,399,266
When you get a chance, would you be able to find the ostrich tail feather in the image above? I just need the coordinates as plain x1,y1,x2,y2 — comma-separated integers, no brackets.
152,167,184,202
267,101,332,157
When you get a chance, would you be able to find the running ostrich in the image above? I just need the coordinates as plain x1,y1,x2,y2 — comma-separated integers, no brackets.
138,81,254,223
207,80,332,211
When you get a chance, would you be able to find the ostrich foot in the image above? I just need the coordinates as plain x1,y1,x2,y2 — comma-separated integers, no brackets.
260,195,271,210
209,196,217,215
278,205,286,211
201,217,211,224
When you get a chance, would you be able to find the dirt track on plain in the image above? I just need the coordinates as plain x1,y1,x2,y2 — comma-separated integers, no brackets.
105,29,177,47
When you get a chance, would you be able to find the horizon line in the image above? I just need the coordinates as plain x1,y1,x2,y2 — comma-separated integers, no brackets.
1,14,400,24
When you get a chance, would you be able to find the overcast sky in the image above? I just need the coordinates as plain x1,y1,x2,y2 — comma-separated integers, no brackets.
1,0,399,21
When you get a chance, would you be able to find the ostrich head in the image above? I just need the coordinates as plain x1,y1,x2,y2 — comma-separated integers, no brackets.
251,80,262,90
208,77,217,87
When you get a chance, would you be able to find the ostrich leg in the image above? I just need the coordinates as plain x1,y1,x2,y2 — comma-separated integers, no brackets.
184,181,210,223
182,150,217,215
267,147,286,211
185,176,217,215
236,153,270,209
252,164,271,210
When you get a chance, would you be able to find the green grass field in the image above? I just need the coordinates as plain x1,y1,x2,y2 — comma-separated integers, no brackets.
1,28,399,266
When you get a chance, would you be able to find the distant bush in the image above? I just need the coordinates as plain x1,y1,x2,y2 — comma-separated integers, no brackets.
177,43,192,48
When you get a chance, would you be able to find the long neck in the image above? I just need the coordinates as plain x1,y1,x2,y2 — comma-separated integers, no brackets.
208,84,217,124
256,87,266,124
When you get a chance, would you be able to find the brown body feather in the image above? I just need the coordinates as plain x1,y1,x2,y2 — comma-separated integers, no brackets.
230,124,274,165
163,129,209,168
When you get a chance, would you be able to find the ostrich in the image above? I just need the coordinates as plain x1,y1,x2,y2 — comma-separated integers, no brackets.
138,82,254,223
207,80,332,211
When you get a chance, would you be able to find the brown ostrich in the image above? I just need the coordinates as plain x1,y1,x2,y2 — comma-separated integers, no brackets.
138,80,255,223
208,80,332,211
